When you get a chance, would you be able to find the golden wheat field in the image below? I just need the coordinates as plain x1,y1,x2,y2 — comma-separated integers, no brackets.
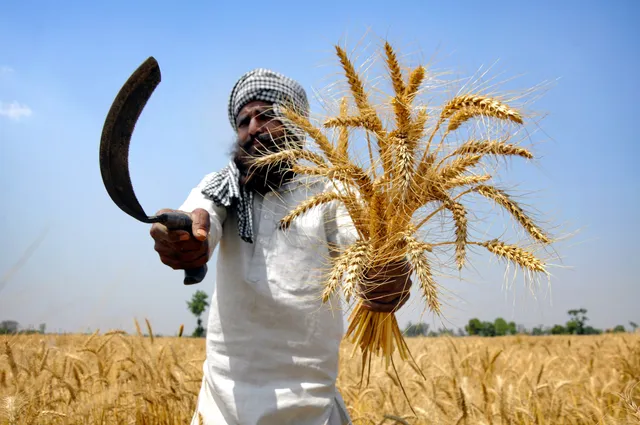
1,329,639,425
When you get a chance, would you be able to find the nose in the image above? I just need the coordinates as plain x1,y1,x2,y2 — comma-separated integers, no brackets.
248,116,264,138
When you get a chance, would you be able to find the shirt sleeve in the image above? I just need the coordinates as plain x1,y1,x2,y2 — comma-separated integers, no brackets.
178,173,228,260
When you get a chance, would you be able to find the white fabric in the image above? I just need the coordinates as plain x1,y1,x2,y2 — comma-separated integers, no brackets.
179,173,357,425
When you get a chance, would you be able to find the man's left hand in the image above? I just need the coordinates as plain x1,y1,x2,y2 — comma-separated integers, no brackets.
358,261,412,313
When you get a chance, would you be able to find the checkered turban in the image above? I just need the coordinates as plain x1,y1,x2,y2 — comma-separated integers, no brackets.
227,68,309,138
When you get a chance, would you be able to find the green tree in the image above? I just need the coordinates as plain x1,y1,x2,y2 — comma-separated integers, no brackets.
551,324,566,335
466,318,482,336
480,321,496,337
613,325,626,333
567,308,588,335
187,290,209,338
565,320,578,335
508,321,517,335
494,318,509,336
629,321,638,332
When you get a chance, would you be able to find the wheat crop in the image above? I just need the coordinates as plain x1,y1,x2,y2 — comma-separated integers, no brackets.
1,329,638,424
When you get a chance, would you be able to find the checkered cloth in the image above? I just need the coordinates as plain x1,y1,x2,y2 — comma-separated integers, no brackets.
201,160,254,243
201,68,309,244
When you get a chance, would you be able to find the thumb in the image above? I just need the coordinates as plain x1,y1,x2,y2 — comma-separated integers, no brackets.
190,208,210,241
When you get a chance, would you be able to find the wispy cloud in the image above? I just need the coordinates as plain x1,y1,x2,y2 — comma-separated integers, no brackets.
0,101,33,121
0,66,33,121
0,66,14,76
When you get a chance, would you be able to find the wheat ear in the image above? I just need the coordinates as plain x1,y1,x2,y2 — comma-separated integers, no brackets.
441,94,524,125
404,234,440,313
478,239,547,274
341,240,372,302
405,66,426,101
476,185,551,244
443,199,468,270
444,174,492,190
280,191,346,229
452,140,533,159
281,108,340,164
251,149,327,169
447,106,484,131
334,46,384,134
439,154,483,181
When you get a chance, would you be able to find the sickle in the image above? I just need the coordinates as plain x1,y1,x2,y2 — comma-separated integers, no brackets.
99,57,207,285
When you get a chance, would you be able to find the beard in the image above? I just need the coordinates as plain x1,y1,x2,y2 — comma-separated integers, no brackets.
232,132,296,194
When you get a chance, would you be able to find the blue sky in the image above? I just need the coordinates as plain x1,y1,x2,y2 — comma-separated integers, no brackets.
1,0,638,336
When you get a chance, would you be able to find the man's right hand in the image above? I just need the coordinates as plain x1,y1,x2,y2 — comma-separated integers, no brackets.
150,208,211,270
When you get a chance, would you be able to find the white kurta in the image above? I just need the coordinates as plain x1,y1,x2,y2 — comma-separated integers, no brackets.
179,173,357,425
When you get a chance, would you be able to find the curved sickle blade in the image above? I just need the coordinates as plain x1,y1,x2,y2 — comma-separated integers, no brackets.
99,57,161,224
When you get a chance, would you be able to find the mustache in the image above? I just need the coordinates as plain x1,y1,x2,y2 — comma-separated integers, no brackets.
239,133,277,153
233,133,278,177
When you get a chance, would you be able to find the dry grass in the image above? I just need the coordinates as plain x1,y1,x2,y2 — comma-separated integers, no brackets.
253,39,557,372
1,331,638,424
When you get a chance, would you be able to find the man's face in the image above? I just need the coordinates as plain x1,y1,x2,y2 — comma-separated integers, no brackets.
232,100,291,191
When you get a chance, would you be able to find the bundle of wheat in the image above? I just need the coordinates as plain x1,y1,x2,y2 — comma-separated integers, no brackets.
253,39,555,382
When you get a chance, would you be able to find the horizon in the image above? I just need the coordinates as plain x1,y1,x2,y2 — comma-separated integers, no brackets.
1,0,638,337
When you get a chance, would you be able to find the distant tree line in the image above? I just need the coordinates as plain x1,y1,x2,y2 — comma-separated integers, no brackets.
404,309,638,337
2,307,636,338
0,320,46,335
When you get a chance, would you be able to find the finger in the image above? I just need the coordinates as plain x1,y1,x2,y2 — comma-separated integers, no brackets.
360,291,410,313
154,241,180,259
190,208,210,241
182,250,210,268
365,279,411,299
160,256,185,270
150,223,170,241
156,237,208,259
178,247,209,263
171,236,208,253
359,298,397,313
160,250,209,270
167,230,191,243
150,208,176,239
151,223,190,242
365,291,400,304
151,211,191,242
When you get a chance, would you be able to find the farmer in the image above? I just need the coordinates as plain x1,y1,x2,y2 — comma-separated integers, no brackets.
149,69,411,425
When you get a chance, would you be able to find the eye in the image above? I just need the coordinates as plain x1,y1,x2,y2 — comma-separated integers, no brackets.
237,115,249,128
